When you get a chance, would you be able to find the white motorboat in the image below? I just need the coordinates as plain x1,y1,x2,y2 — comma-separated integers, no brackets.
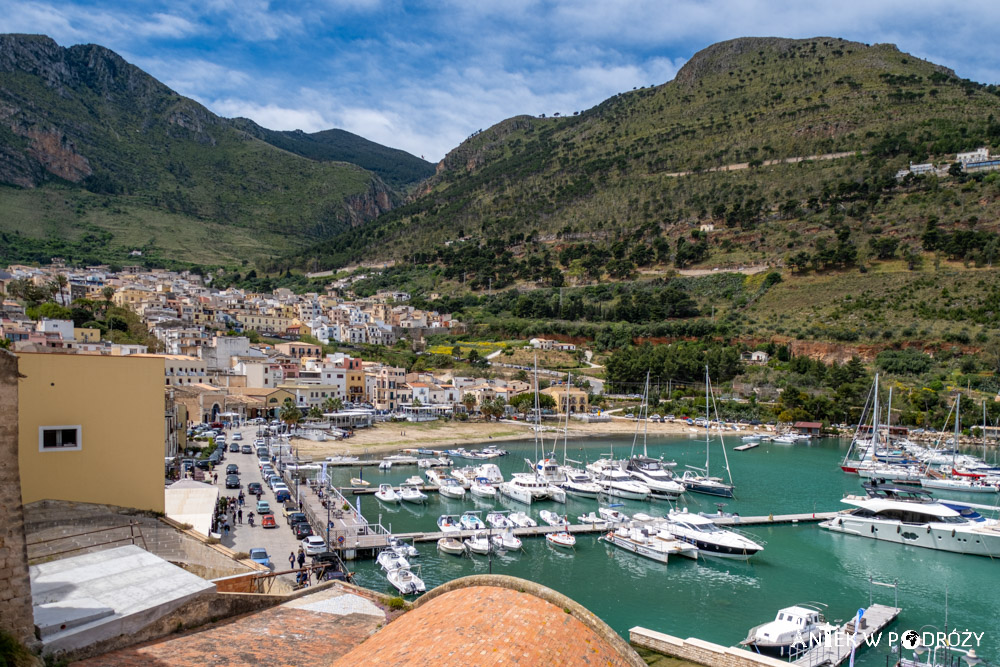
491,530,523,551
418,456,452,469
459,511,486,531
399,483,428,504
388,537,419,559
598,507,629,524
602,523,698,562
349,477,370,487
820,483,1000,557
474,463,505,484
577,511,607,525
451,467,476,488
437,514,460,533
560,467,602,498
487,511,514,529
424,468,448,486
539,510,567,527
508,511,537,528
470,477,498,498
374,483,401,504
547,484,567,504
660,508,764,560
920,477,999,493
438,477,467,499
498,473,550,505
772,434,798,445
404,475,424,486
376,549,409,572
437,537,465,555
740,604,833,658
378,460,392,471
588,460,651,500
625,455,685,499
546,531,576,548
463,531,491,555
386,566,425,595
534,457,567,484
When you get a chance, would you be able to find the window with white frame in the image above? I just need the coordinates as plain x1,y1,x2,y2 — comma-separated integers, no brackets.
39,426,82,451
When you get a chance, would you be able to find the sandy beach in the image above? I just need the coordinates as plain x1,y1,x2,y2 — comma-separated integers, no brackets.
289,417,768,460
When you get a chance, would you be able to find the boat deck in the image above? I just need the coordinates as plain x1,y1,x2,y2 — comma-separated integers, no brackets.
789,603,901,667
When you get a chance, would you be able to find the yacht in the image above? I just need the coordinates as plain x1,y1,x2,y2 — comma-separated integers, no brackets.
374,484,401,504
386,566,425,595
438,477,467,500
741,604,833,658
560,467,602,498
498,473,551,505
424,468,448,486
625,456,685,499
588,459,651,500
602,523,699,563
819,483,1000,557
659,509,764,560
470,477,498,498
451,467,476,488
474,463,505,484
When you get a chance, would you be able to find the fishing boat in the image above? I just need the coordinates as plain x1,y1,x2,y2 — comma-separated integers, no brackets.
437,537,465,555
376,549,409,572
819,483,1000,557
470,477,498,498
740,603,833,658
386,566,425,595
679,367,736,498
659,508,764,560
437,514,460,533
459,511,486,530
602,523,699,562
463,531,491,555
539,510,567,527
546,531,576,548
487,510,514,528
374,484,401,504
491,530,523,551
438,477,467,499
508,511,537,528
399,483,428,504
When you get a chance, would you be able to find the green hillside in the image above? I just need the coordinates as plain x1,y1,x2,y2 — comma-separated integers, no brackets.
0,34,401,267
297,37,1000,282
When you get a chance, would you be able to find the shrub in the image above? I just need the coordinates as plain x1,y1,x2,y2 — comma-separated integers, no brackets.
386,596,407,610
233,551,250,560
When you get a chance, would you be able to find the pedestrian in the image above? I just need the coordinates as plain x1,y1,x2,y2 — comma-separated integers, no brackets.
288,552,295,569
299,499,303,511
297,550,305,568
213,473,218,484
256,490,262,502
237,508,243,524
223,521,230,537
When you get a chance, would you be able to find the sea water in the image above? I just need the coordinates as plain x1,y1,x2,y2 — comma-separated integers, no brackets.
330,435,1000,665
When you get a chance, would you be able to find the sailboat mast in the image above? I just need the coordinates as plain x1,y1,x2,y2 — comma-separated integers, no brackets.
872,373,879,453
533,355,539,462
630,371,649,458
953,393,960,469
563,372,571,465
983,400,988,462
705,365,711,472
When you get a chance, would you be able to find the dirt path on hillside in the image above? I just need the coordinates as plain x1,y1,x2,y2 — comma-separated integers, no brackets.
663,150,861,177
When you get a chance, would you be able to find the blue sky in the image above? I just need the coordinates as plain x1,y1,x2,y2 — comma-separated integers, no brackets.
2,1,999,161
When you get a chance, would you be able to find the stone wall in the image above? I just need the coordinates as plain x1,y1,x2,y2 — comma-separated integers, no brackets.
0,350,35,645
629,627,787,667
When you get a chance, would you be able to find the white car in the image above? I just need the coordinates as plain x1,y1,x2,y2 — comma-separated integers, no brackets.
254,439,266,447
301,535,326,556
232,433,243,441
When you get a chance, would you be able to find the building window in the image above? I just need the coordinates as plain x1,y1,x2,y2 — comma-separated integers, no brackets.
39,426,82,451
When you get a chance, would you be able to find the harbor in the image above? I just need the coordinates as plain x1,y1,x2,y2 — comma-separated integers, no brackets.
304,433,1000,666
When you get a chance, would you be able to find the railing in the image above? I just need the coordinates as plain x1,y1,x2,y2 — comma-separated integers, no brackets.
26,522,148,562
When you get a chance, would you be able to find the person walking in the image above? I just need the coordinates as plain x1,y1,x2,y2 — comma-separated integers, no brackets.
297,549,305,568
288,552,296,569
237,508,243,524
223,521,230,537
213,472,218,484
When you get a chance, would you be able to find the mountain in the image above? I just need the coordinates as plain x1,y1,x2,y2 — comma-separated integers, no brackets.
230,121,434,190
298,37,1000,283
0,34,422,266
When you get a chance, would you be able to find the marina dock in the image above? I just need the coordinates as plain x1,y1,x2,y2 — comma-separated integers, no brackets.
789,603,901,666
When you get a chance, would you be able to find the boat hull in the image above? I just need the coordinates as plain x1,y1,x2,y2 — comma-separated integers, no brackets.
603,533,671,563
671,534,759,560
681,481,735,498
598,484,649,500
820,515,1000,556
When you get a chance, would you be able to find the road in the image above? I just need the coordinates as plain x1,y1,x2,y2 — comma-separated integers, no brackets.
211,422,308,574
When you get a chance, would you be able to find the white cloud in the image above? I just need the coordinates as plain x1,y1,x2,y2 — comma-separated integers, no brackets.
210,98,331,132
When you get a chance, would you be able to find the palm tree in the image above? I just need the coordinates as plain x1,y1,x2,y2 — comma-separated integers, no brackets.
307,406,323,419
101,286,115,313
51,274,68,306
322,396,344,413
279,398,302,433
462,393,477,415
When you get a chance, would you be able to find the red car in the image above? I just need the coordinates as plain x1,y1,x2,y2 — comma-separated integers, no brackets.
261,515,277,529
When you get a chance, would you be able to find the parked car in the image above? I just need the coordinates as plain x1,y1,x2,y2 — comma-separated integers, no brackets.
293,523,314,539
247,482,263,495
274,488,291,503
248,548,271,568
286,511,308,526
256,500,272,515
254,439,266,447
225,474,241,489
229,443,240,452
267,475,282,488
261,515,277,529
195,459,213,470
301,535,326,556
226,464,239,475
241,445,253,454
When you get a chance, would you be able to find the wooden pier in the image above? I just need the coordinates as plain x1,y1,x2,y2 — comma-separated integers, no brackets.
790,603,901,666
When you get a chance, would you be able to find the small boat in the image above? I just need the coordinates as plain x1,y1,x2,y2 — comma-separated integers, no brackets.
404,475,424,486
378,460,392,471
437,537,465,555
349,477,371,487
470,477,498,498
539,510,566,527
772,434,797,445
459,511,486,531
740,603,832,658
487,511,514,528
602,524,698,562
546,531,576,548
598,507,628,524
438,477,467,499
386,566,425,595
577,511,606,525
388,537,419,559
437,514,460,533
492,530,523,551
399,483,428,504
508,511,537,528
374,484,401,504
376,549,409,572
464,531,492,555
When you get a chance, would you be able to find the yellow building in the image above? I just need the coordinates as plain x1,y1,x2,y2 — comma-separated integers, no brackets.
541,384,589,414
73,327,101,343
18,352,166,512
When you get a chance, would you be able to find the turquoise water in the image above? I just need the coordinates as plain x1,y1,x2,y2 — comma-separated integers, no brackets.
332,435,1000,665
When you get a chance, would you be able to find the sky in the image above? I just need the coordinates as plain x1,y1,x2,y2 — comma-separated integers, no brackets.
2,1,1000,162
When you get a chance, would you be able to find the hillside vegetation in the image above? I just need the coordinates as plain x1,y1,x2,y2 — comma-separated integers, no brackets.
297,37,1000,285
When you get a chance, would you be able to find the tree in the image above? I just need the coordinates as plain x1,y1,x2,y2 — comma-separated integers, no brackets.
462,393,477,414
308,406,323,419
280,398,302,432
323,397,343,413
